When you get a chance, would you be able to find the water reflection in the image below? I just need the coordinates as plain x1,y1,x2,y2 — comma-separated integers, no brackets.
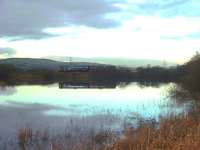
0,86,16,96
59,82,117,89
0,82,191,143
137,81,164,88
58,81,169,89
0,101,121,140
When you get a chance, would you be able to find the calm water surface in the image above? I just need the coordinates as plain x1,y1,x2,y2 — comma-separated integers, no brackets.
0,82,189,139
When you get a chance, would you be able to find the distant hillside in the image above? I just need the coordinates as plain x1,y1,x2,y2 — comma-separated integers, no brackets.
44,56,177,67
0,57,177,71
0,58,105,71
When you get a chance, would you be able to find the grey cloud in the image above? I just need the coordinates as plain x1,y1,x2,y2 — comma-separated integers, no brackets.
0,47,16,56
136,0,188,10
160,31,200,40
0,0,121,39
129,0,200,17
187,32,200,39
160,36,184,40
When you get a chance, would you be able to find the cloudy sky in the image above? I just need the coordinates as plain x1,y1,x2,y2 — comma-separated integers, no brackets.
0,0,200,63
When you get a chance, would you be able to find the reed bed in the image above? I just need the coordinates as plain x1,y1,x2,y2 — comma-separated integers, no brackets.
104,108,200,150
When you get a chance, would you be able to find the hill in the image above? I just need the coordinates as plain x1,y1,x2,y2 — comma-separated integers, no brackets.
0,58,105,71
44,56,177,67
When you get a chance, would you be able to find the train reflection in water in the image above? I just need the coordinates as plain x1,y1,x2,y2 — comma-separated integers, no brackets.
59,82,117,89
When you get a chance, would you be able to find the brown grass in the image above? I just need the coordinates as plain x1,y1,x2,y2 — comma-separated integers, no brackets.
17,128,33,150
104,110,200,150
16,128,115,150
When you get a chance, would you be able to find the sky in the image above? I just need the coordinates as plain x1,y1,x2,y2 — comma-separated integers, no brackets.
0,0,200,64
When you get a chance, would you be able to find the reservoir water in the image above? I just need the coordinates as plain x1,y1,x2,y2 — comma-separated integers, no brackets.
0,82,189,140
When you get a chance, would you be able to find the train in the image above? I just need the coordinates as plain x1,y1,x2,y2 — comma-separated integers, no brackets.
59,65,90,72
